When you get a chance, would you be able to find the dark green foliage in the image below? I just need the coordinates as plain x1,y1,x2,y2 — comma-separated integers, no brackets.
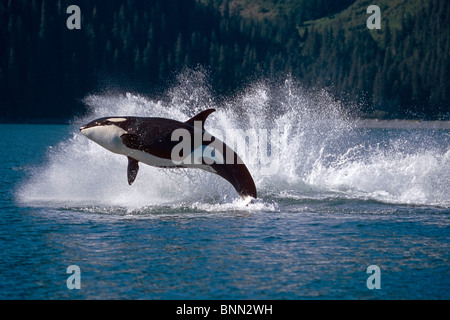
1,0,448,122
295,0,450,119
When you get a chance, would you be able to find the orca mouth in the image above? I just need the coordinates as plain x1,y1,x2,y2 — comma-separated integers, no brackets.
79,122,99,132
79,124,94,135
79,126,89,137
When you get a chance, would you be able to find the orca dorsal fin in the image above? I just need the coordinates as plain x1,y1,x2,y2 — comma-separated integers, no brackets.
185,109,216,130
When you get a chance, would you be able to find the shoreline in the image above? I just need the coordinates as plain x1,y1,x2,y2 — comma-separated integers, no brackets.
354,119,450,129
1,119,450,129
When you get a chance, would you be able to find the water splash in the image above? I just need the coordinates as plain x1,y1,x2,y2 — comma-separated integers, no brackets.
17,69,450,209
306,137,450,207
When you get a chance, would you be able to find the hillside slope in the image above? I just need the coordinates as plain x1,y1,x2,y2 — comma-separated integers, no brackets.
296,0,449,118
1,0,448,121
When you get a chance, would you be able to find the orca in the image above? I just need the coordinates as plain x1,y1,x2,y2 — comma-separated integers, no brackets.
79,109,257,201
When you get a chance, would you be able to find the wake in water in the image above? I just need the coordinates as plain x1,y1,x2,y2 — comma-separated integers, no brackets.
17,69,450,210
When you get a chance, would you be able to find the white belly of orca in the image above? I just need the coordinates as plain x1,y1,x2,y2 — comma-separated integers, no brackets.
127,147,177,167
81,125,177,167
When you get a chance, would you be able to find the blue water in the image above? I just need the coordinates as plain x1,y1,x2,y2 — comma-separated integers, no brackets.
1,81,449,299
1,124,448,299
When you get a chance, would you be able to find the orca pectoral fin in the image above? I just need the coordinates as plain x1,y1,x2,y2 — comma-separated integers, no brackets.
121,133,140,149
127,157,139,185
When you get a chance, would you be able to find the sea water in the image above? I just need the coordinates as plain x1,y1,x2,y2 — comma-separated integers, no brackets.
1,73,449,299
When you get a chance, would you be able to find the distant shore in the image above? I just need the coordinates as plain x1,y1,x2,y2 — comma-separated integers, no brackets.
355,119,450,129
1,118,450,129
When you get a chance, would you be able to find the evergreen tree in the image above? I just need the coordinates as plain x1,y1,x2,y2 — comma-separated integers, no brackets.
1,0,449,121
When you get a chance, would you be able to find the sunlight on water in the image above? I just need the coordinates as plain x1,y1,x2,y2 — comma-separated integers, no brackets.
16,69,450,209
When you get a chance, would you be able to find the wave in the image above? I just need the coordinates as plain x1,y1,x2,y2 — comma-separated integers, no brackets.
16,69,450,209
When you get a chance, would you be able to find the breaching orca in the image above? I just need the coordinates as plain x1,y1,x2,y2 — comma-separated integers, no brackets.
79,109,257,201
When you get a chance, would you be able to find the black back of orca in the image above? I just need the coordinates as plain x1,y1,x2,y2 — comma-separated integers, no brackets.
82,109,257,200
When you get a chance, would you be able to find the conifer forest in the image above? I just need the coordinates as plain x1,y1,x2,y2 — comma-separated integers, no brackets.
1,0,449,121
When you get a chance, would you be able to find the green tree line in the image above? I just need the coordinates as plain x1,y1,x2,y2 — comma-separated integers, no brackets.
295,0,449,119
1,0,448,121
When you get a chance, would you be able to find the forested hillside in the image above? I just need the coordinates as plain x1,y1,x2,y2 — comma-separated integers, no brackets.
293,0,450,119
1,0,449,122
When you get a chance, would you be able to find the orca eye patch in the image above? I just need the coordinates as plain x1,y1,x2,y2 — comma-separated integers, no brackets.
107,118,127,123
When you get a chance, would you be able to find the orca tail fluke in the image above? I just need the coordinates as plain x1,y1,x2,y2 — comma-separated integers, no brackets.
211,162,257,200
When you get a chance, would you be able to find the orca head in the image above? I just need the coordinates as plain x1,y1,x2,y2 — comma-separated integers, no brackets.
80,117,132,154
